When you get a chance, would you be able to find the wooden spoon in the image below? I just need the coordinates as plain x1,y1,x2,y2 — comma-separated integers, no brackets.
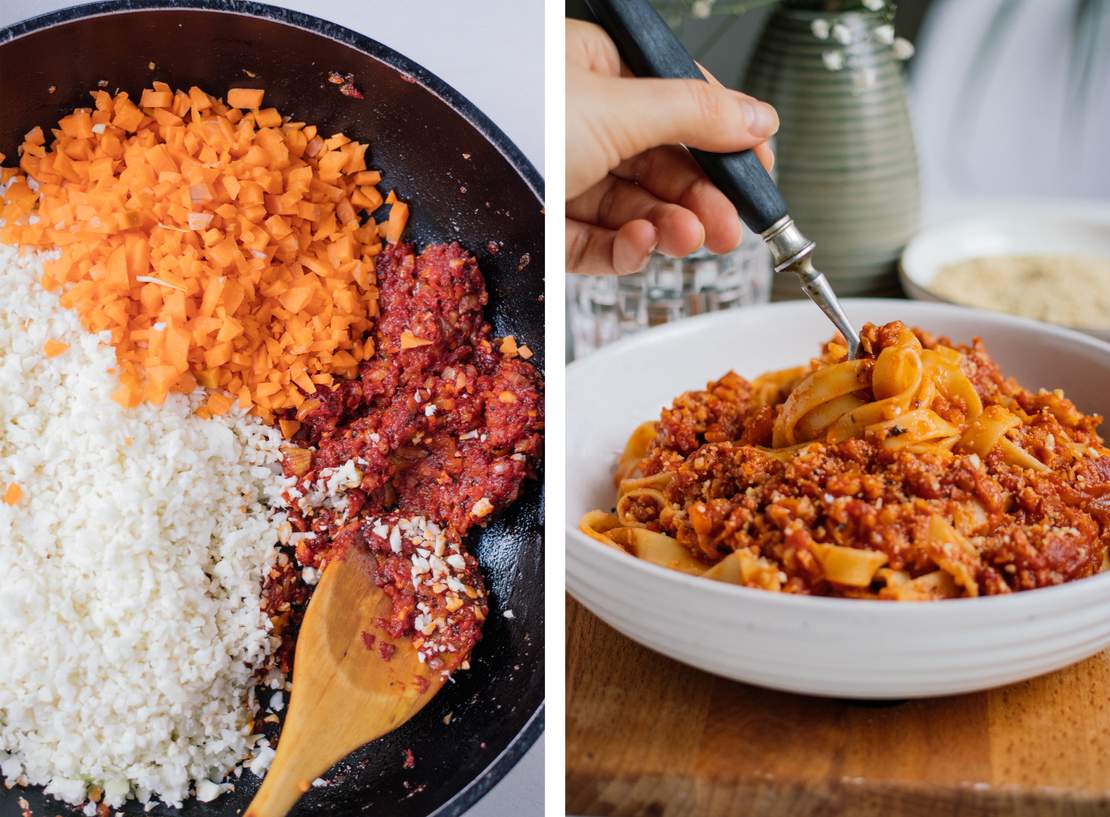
245,543,445,817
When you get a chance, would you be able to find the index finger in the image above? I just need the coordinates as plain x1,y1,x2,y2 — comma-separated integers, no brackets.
612,146,741,254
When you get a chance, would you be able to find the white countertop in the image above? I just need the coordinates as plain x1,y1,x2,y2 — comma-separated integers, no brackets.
0,2,544,816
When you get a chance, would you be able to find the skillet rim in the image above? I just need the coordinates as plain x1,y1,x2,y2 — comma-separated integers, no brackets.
0,0,544,202
0,3,546,816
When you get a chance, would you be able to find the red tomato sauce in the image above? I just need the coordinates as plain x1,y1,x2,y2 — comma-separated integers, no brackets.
277,242,542,670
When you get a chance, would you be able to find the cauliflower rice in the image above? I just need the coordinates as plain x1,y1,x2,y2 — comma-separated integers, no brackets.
0,244,286,809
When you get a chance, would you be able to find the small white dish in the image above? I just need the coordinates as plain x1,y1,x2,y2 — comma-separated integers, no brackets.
900,198,1110,343
566,300,1110,699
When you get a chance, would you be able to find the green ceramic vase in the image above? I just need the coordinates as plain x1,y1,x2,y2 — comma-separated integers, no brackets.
743,4,920,298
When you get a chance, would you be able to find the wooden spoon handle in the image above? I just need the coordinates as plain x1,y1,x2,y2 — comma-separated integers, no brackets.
244,551,445,817
244,696,349,817
243,752,317,817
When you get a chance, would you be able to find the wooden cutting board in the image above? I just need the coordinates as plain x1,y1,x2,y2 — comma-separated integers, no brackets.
566,598,1110,817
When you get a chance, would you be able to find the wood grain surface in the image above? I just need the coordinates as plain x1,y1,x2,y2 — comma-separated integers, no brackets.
566,598,1110,817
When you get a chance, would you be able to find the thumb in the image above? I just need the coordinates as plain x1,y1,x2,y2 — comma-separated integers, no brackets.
603,75,779,161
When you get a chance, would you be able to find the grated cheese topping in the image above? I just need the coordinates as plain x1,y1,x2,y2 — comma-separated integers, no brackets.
932,254,1110,329
0,245,286,809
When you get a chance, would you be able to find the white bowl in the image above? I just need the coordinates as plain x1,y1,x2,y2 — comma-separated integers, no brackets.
566,299,1110,699
900,198,1110,343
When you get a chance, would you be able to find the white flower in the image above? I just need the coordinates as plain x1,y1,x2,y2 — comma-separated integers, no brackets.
822,50,845,71
832,23,852,44
863,0,884,10
691,0,713,18
810,18,830,39
874,24,895,45
892,37,916,60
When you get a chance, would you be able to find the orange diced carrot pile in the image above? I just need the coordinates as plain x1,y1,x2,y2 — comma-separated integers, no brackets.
0,82,410,421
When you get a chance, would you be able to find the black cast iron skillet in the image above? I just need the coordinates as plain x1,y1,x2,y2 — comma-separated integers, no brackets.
0,3,544,816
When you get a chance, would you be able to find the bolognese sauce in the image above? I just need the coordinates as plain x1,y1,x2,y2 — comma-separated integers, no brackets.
584,322,1109,599
280,242,542,668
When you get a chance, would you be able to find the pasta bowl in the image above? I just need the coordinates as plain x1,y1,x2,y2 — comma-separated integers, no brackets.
566,299,1110,699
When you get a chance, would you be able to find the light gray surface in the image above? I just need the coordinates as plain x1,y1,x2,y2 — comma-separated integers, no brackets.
0,2,544,816
911,0,1110,217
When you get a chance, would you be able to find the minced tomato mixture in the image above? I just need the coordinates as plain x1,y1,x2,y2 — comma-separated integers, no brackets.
274,242,542,671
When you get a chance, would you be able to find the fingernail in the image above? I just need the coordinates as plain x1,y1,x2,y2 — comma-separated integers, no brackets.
742,100,778,138
694,222,706,252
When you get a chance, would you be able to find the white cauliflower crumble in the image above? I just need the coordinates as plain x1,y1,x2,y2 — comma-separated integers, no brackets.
0,245,286,809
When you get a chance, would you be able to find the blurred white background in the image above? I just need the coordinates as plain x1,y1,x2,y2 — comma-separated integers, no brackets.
911,0,1110,217
0,1,544,816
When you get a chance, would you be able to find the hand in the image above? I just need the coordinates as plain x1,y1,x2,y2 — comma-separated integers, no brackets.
566,19,779,276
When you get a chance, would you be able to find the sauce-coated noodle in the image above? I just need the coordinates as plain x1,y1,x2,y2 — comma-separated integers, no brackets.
582,322,1110,599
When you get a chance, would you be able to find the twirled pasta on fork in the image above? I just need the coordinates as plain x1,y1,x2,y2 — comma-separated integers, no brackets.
582,321,1110,599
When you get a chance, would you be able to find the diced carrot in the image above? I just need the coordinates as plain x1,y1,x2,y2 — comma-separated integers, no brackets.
106,242,129,292
317,150,347,182
189,86,212,111
499,335,519,357
355,185,383,211
227,88,265,109
336,199,357,225
205,342,233,368
144,364,178,404
3,483,22,505
0,83,385,417
278,285,314,312
383,201,408,244
255,108,282,128
140,89,173,108
264,214,292,238
237,385,253,408
400,330,432,349
293,370,317,394
43,339,70,358
111,369,143,408
164,325,191,371
217,317,244,343
518,344,534,360
205,391,234,415
278,418,301,439
112,97,144,132
208,237,240,268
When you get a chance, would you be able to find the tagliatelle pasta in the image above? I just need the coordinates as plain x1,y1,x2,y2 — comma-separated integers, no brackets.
583,321,1110,599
